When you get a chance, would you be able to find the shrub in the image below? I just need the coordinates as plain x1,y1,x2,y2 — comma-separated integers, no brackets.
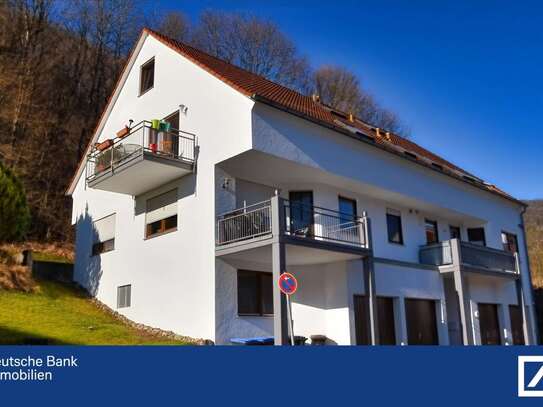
0,161,31,242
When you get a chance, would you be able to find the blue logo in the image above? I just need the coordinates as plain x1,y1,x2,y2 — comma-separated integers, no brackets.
518,356,543,397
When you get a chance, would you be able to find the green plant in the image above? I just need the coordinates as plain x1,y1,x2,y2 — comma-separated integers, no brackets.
0,161,31,242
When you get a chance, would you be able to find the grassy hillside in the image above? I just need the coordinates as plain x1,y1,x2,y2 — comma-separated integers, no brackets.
0,279,190,345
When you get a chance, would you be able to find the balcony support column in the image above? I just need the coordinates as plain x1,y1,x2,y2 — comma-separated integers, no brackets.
514,253,530,345
450,239,474,345
271,195,289,345
362,213,379,345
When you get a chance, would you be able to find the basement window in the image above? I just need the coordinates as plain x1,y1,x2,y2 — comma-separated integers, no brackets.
139,58,155,95
117,285,131,308
145,189,178,239
91,214,116,256
237,270,273,316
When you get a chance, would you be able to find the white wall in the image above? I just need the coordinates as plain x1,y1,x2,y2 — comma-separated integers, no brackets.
72,33,255,341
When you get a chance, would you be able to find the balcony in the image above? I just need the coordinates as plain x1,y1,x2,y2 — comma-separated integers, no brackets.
419,239,518,276
86,120,197,196
216,197,369,253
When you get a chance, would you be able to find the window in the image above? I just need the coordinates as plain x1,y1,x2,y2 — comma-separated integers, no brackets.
338,196,357,227
91,214,115,256
117,285,131,308
145,189,177,239
431,162,443,171
425,219,439,244
237,270,273,316
467,227,486,246
449,225,461,240
289,191,314,235
501,232,519,254
404,151,417,160
386,208,403,244
139,58,154,95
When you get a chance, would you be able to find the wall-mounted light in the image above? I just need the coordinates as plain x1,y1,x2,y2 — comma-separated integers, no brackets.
179,104,189,114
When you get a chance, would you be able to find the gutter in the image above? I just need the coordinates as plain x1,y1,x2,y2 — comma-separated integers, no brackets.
251,93,526,208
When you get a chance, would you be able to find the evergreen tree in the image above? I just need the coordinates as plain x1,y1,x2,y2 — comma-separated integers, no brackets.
0,161,31,242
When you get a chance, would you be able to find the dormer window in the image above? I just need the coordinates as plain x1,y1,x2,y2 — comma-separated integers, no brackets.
139,58,155,95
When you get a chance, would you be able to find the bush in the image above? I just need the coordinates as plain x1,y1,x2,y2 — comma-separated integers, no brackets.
0,161,30,242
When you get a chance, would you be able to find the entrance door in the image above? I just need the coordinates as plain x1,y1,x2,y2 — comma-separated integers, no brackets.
354,295,371,345
289,191,314,236
478,303,501,345
509,305,525,345
405,298,439,345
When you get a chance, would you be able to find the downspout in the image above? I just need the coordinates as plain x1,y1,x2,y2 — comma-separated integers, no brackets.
520,205,540,344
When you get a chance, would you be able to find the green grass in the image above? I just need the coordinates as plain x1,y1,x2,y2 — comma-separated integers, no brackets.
0,280,189,345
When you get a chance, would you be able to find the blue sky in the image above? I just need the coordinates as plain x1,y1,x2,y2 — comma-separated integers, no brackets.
159,0,542,199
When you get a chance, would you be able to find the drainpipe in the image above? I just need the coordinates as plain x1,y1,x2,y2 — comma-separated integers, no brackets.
520,206,540,344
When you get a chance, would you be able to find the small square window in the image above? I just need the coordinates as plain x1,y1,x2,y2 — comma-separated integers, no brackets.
117,285,131,308
140,58,154,95
237,270,273,316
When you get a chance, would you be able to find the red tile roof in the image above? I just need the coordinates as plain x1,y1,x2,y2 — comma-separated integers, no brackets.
145,29,519,204
68,27,521,205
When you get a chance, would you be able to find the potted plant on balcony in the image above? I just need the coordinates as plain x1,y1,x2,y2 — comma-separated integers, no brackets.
116,126,130,139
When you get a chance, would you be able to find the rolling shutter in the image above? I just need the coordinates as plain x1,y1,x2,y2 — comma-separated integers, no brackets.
146,189,177,224
93,214,116,243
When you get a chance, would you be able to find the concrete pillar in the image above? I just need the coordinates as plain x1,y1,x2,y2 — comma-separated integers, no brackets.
450,239,474,345
361,213,379,345
395,296,408,345
514,253,531,345
271,195,288,345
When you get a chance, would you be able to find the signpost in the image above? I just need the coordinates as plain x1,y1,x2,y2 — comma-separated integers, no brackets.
278,272,298,346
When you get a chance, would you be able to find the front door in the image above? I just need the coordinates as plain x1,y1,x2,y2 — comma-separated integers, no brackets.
405,298,439,345
509,305,525,345
478,303,501,345
289,191,314,236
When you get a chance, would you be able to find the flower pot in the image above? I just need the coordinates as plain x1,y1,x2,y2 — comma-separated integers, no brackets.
116,126,130,138
151,119,160,129
96,139,114,151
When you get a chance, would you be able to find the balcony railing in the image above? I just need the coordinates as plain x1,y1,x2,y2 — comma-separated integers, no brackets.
419,239,518,274
216,198,368,249
460,241,517,273
216,200,272,245
283,201,366,247
86,120,196,182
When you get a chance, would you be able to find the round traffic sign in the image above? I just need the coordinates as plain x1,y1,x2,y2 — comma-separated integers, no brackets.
278,272,298,295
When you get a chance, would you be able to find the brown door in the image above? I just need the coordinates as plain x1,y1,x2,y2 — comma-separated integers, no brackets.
509,305,525,345
354,295,371,345
378,297,396,345
478,303,501,345
405,298,439,345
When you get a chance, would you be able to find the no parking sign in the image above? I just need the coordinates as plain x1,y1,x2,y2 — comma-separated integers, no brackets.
278,272,298,296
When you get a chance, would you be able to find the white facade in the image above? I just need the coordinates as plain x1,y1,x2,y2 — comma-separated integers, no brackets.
69,30,537,345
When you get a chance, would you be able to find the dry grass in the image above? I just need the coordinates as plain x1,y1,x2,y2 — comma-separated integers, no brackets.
0,241,74,262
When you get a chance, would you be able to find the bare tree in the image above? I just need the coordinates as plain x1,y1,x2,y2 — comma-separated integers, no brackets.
313,65,409,136
157,11,190,43
192,10,311,92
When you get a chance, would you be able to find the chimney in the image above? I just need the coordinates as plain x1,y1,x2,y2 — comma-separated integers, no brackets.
348,112,354,123
311,93,320,103
375,128,381,137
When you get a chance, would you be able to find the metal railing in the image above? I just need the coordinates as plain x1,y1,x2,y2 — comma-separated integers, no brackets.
460,242,517,273
86,120,196,181
283,200,366,247
216,200,272,245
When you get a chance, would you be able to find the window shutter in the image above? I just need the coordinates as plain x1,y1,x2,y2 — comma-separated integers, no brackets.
93,214,116,243
146,189,177,224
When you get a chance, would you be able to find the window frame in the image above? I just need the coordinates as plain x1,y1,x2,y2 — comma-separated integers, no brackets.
449,225,461,240
338,195,358,227
92,238,115,256
501,231,519,254
467,227,486,246
237,270,273,317
117,284,132,309
386,208,404,245
145,214,178,239
424,218,439,245
139,57,155,96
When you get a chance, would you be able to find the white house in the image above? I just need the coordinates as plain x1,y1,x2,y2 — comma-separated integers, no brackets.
67,28,538,345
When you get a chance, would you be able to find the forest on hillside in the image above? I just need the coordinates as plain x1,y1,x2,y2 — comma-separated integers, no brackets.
0,0,406,244
525,200,543,287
